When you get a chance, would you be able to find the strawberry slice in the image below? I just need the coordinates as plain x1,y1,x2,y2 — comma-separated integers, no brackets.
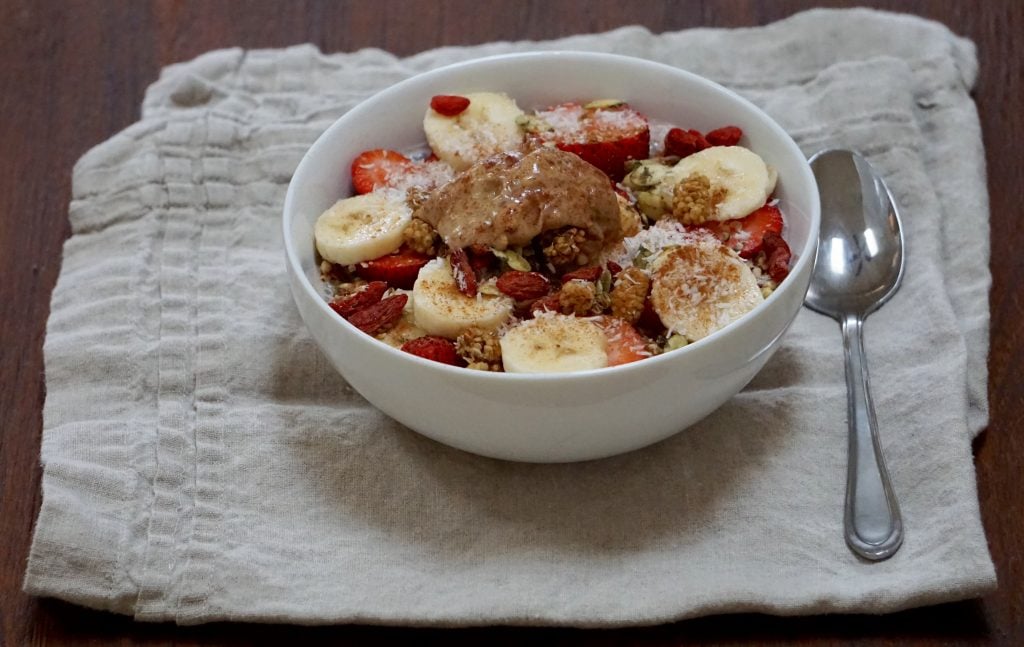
354,247,432,290
532,102,650,181
401,336,462,365
350,149,414,194
594,316,652,367
699,204,784,259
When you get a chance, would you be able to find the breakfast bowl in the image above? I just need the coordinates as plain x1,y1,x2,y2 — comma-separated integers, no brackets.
282,51,819,463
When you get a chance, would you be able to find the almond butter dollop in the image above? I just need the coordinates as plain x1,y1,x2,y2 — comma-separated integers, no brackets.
413,147,622,260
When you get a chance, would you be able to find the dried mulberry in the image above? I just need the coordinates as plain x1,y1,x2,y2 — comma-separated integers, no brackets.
456,326,502,371
542,227,587,268
610,267,650,324
671,174,725,225
402,217,438,255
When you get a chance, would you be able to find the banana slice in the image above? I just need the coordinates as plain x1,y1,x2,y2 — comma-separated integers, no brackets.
501,314,609,374
412,258,513,338
314,191,412,265
661,146,777,223
423,92,525,172
650,234,763,342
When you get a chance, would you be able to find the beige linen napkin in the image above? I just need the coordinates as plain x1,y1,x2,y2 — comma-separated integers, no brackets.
26,8,995,626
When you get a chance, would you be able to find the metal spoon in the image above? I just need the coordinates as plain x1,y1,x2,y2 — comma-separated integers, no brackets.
806,149,905,561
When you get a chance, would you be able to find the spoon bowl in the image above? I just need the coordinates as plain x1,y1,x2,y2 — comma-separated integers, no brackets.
807,150,905,317
807,149,905,560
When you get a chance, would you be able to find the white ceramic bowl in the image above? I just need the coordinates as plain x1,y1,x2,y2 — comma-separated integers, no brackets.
283,52,819,463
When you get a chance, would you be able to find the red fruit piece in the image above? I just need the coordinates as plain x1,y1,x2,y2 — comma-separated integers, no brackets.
449,248,478,297
401,336,461,365
529,293,562,317
605,260,623,278
466,244,493,273
705,125,743,146
355,247,431,290
346,294,408,335
636,296,665,336
762,232,792,283
594,316,652,367
560,265,603,283
350,149,414,194
664,128,709,158
496,271,550,300
329,281,387,318
533,102,650,181
700,204,784,259
430,95,471,117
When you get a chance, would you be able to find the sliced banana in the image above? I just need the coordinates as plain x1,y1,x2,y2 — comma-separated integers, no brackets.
650,234,763,342
501,314,608,374
412,258,513,338
661,146,777,222
314,191,412,265
423,92,525,172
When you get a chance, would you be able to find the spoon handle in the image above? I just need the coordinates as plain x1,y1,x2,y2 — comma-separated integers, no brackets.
840,313,903,560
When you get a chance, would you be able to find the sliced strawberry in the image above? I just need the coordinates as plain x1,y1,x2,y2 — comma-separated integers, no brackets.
705,125,743,146
350,149,414,194
762,232,792,283
354,247,431,290
664,128,709,158
699,204,784,259
346,294,408,335
328,281,387,318
595,316,652,367
430,95,471,117
449,248,478,297
533,102,650,181
401,336,461,365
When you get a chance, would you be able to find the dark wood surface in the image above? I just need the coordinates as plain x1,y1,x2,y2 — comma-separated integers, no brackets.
1,1,1021,644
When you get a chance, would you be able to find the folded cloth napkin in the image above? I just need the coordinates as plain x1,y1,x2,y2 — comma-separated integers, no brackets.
25,8,996,626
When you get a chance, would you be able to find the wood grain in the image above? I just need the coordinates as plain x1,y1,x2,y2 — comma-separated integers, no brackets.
1,1,1021,644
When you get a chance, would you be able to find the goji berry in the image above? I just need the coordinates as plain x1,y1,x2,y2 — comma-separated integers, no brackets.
705,125,743,147
496,271,550,300
449,248,478,297
466,244,493,273
346,294,408,335
762,232,792,283
401,336,461,365
560,265,602,283
664,128,709,158
529,293,563,317
430,95,471,117
328,281,387,318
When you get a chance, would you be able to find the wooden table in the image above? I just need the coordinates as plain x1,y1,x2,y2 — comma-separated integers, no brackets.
1,1,1020,644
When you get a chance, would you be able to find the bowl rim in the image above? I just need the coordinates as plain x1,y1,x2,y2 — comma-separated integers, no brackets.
282,50,820,383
